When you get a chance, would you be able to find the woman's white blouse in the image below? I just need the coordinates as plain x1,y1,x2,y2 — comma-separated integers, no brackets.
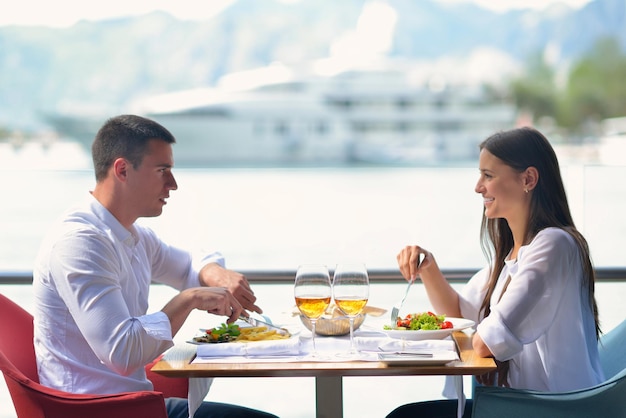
458,227,604,391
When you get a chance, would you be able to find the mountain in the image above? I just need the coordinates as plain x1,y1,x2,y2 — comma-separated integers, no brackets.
0,0,624,132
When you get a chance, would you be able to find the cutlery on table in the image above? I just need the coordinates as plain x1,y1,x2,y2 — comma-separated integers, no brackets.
390,279,414,326
239,315,291,337
390,253,423,326
378,351,434,358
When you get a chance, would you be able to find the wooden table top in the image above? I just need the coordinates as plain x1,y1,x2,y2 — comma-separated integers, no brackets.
151,331,496,378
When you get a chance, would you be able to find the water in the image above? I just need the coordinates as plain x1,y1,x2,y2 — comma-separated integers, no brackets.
2,141,486,272
1,140,625,417
2,141,626,272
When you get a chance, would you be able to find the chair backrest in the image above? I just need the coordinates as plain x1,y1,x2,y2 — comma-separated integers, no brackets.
598,318,626,380
1,349,168,418
0,293,38,381
0,292,189,400
0,293,169,418
472,368,626,418
471,319,626,418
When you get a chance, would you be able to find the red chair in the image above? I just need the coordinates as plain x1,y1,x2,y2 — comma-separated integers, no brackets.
0,292,189,417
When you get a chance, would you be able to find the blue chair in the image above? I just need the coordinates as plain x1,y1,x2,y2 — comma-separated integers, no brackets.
471,319,626,418
598,318,626,380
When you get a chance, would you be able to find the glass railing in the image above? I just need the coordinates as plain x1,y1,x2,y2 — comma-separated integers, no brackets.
2,268,625,285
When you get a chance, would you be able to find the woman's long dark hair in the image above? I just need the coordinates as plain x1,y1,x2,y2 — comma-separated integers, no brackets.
478,127,600,339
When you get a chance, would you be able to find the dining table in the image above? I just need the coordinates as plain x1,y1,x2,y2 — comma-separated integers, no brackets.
151,329,496,418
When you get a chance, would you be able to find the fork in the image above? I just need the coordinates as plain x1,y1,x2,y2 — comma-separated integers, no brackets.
390,253,423,325
390,279,414,325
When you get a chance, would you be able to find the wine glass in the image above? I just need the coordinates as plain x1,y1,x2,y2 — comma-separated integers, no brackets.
332,263,369,356
294,264,332,357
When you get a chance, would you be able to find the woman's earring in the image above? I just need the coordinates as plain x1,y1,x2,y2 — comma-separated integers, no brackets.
524,188,529,194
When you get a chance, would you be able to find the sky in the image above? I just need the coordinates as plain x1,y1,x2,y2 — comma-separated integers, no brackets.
0,0,594,28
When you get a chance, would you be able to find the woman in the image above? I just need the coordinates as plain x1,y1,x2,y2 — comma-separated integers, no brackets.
389,127,604,418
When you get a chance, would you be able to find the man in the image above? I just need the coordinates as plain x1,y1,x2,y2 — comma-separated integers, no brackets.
33,114,277,417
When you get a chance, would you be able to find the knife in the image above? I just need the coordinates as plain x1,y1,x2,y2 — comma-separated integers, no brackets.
239,315,291,337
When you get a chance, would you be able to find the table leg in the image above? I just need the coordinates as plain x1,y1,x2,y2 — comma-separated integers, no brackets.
455,376,465,418
315,376,342,418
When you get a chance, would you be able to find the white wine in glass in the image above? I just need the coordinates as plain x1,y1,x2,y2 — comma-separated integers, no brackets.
294,264,331,357
332,263,369,356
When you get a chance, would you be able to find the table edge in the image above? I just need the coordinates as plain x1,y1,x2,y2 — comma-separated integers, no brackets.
151,331,496,378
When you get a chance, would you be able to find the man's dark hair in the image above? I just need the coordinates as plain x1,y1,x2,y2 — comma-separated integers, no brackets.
92,114,176,182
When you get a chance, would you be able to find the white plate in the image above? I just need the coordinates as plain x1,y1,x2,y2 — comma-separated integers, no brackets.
383,317,475,341
188,324,298,345
378,351,459,366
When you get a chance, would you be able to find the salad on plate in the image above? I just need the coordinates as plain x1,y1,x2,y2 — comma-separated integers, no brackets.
384,311,454,331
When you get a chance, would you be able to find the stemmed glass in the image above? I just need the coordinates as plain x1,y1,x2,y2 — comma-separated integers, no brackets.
332,263,369,356
294,264,332,357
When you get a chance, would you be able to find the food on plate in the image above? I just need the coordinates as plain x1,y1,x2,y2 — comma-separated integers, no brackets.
192,323,291,343
384,311,453,331
237,326,291,341
193,323,241,343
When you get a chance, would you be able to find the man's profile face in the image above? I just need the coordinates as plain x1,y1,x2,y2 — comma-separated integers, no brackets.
126,139,177,219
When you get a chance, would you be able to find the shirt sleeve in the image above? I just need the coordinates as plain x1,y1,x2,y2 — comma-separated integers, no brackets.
140,226,225,290
49,228,173,376
459,265,490,323
477,228,580,361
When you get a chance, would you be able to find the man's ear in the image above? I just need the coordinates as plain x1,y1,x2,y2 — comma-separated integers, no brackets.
112,157,129,182
524,166,539,191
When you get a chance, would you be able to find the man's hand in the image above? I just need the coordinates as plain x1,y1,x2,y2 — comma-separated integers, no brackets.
162,287,242,336
199,263,262,314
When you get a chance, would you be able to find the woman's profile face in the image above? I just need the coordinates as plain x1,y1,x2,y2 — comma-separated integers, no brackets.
475,149,528,222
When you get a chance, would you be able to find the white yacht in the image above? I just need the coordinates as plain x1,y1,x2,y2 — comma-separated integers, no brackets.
130,68,352,166
48,62,518,166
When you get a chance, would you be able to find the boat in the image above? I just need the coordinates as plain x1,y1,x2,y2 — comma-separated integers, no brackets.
45,61,518,166
127,66,352,166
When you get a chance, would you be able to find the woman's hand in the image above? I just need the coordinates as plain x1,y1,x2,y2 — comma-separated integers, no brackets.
473,331,510,386
472,331,494,358
476,359,510,387
397,245,462,317
396,245,431,282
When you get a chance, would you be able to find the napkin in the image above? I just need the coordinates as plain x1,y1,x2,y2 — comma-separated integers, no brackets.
196,338,301,357
354,337,456,353
188,378,213,418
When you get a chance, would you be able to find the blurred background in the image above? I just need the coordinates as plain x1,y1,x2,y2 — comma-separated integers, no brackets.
1,0,625,271
2,0,625,150
1,1,625,416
